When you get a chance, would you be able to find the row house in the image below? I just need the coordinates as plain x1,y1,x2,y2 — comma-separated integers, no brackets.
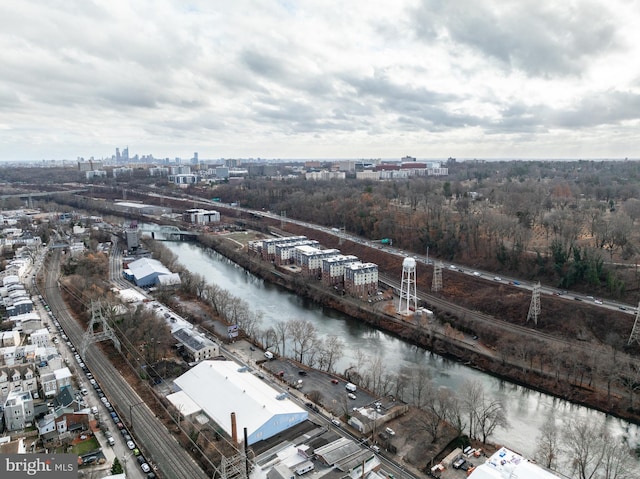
2,343,53,367
4,298,34,317
39,366,72,399
274,240,319,266
14,312,43,334
344,262,379,298
37,409,91,443
297,248,341,278
321,255,359,286
1,330,20,347
259,236,307,261
3,389,35,431
29,328,51,348
0,367,37,403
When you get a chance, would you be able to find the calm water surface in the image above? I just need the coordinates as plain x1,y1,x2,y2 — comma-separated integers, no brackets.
165,241,640,462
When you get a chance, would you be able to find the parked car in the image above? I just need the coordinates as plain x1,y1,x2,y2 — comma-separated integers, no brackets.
127,440,136,450
141,463,151,473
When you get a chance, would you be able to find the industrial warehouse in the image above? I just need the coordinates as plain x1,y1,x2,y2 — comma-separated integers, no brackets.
169,360,309,445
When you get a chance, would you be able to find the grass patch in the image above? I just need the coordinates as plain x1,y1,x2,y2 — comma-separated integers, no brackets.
72,437,100,456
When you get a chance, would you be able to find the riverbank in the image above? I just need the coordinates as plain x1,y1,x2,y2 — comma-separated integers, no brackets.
196,232,640,427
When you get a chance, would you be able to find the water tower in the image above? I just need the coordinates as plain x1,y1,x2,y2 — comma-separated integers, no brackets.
398,257,418,316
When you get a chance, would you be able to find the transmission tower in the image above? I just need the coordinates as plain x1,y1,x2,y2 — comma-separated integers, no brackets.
527,282,541,325
398,257,418,315
628,301,640,345
432,262,443,292
220,451,249,479
80,301,121,357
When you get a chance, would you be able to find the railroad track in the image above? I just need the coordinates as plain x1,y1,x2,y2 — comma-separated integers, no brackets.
44,249,210,479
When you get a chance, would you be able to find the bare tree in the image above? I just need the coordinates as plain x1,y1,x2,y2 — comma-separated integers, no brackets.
460,379,483,440
191,273,207,299
409,365,432,408
257,326,278,353
419,386,457,443
616,361,640,410
289,319,318,365
322,334,344,373
273,320,290,358
390,367,411,403
563,417,636,479
460,379,508,443
475,396,508,444
534,412,559,470
367,355,388,397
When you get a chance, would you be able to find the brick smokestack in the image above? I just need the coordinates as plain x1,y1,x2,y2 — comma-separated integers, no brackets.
231,412,238,446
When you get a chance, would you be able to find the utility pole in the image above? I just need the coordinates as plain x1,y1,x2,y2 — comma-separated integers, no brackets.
129,401,145,433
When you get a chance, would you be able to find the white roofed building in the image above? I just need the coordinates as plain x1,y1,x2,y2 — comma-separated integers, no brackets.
296,248,341,278
344,262,378,298
273,240,319,266
322,255,359,286
172,360,308,445
468,447,562,479
123,257,179,287
258,236,308,261
184,209,221,225
172,328,218,363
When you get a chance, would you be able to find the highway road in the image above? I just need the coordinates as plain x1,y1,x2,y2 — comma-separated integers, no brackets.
42,248,210,479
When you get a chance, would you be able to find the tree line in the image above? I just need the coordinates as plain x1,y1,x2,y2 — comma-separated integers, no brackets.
202,160,640,301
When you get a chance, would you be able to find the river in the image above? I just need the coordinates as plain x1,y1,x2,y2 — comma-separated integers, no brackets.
164,241,640,464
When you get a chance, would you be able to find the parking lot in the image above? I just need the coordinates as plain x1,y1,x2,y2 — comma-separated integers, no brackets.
260,357,375,415
226,341,383,417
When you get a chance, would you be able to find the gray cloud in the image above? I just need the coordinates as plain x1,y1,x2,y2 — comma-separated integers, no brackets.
411,0,620,77
241,49,288,80
0,0,638,160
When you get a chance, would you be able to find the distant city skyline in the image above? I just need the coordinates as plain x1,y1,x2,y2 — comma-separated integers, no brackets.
0,1,639,162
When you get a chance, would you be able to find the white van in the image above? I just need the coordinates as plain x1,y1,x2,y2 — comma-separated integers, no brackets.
345,383,357,392
264,351,274,360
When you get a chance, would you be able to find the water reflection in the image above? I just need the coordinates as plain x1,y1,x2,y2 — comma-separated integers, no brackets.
164,241,640,460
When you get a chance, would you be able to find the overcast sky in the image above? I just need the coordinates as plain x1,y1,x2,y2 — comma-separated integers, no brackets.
1,0,639,162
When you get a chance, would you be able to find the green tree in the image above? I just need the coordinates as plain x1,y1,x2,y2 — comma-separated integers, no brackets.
443,181,452,202
111,457,123,475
